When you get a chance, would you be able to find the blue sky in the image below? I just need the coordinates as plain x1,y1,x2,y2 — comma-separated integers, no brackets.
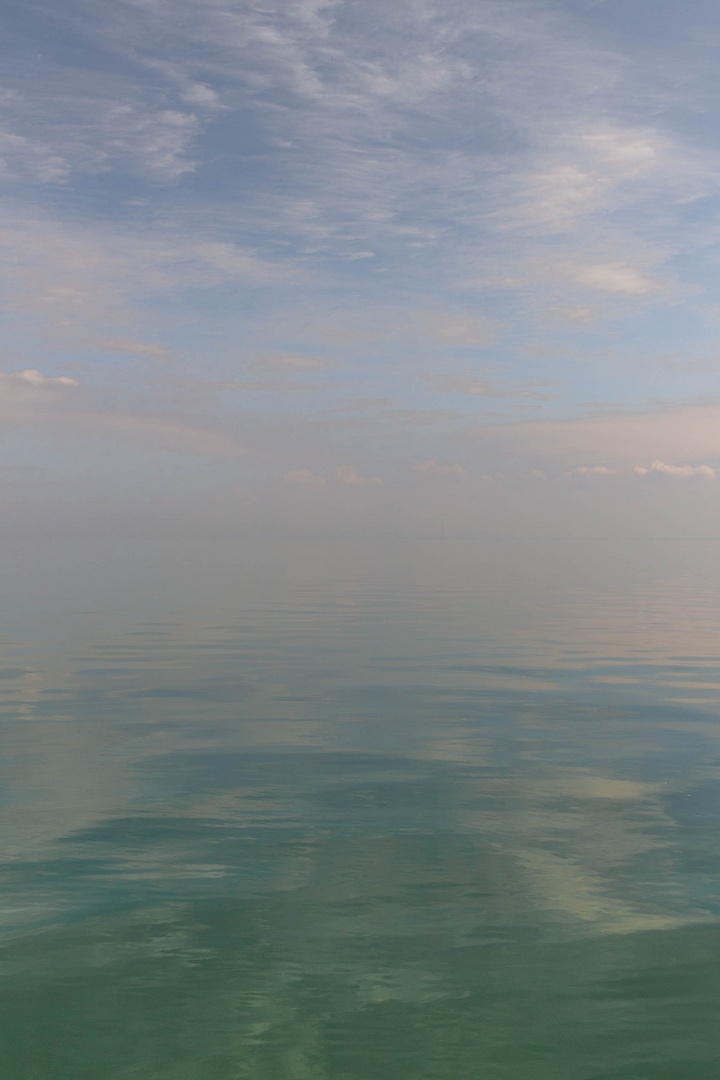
4,0,720,535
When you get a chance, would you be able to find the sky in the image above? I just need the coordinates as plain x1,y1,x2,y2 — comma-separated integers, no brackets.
4,0,720,536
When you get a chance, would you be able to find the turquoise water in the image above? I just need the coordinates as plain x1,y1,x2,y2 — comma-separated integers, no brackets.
1,537,720,1078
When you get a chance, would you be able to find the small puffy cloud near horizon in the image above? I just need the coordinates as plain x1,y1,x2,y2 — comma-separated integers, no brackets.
284,468,327,488
335,465,383,487
634,461,717,480
2,0,720,535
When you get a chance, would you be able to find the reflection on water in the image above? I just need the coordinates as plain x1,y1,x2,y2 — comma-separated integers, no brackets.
1,538,720,1077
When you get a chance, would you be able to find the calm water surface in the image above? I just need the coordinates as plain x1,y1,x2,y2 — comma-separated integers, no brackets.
1,537,720,1078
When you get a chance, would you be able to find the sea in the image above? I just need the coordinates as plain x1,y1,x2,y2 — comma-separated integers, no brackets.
1,536,719,1078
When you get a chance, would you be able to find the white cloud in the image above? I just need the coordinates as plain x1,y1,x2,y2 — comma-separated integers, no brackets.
555,461,717,482
5,369,79,388
72,0,663,266
0,73,204,185
568,261,662,297
284,468,326,487
0,369,81,406
85,339,170,357
0,129,71,184
634,461,716,480
500,125,664,235
195,244,286,282
180,83,220,108
335,464,382,486
101,105,200,180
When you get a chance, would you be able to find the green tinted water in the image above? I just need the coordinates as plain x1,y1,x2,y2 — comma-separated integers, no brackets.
1,538,719,1078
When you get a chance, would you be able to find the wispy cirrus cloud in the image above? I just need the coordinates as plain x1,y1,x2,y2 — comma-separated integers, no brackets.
0,206,293,351
423,373,559,400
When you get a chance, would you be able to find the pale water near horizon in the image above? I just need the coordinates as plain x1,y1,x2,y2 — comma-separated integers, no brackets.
1,537,720,1078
